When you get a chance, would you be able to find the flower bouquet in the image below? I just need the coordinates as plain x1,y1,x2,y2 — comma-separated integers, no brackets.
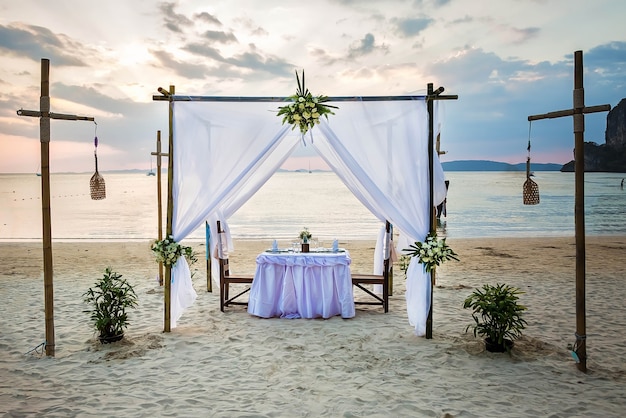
151,235,196,266
403,232,458,273
299,227,312,243
277,70,337,137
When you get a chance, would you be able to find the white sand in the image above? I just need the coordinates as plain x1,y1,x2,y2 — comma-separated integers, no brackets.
1,237,625,417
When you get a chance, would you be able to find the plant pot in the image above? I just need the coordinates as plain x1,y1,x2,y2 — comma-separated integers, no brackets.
485,338,513,353
301,243,309,253
99,332,124,344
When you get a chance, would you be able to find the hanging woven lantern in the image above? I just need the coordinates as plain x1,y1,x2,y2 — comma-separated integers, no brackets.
522,126,539,205
90,133,106,200
523,177,539,205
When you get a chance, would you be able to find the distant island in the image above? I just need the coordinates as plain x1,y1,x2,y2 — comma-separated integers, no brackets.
440,160,562,172
560,98,626,173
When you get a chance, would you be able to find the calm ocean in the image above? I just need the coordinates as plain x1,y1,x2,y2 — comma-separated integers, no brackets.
1,171,625,243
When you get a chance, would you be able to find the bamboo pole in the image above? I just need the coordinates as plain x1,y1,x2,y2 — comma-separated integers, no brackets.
164,85,175,332
573,51,587,372
152,94,459,103
155,131,164,286
426,83,435,340
40,59,55,357
206,221,212,292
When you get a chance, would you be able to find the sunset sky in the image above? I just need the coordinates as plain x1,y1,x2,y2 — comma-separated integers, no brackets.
1,0,625,173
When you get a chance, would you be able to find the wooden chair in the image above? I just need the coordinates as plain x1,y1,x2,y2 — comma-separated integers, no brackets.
352,221,391,313
217,221,254,312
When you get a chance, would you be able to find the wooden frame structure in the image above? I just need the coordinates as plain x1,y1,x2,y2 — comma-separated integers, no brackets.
528,50,610,372
16,59,95,357
153,84,457,335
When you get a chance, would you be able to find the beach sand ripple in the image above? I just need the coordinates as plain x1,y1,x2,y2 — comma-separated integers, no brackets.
1,237,625,417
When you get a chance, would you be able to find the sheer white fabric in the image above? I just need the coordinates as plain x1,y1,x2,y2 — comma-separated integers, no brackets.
168,98,447,335
170,256,197,328
313,100,446,335
168,101,299,327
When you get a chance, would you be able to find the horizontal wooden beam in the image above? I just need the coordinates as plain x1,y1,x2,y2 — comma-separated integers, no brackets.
528,104,611,121
17,109,95,122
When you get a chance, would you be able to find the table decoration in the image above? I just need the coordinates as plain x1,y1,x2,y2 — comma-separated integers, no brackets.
299,227,312,252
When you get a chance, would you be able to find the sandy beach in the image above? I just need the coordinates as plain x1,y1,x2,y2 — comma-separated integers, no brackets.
1,236,626,417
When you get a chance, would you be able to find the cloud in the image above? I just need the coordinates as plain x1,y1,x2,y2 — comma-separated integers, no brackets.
182,42,292,77
0,23,87,66
585,41,626,71
151,50,210,79
232,17,269,37
347,33,388,58
507,26,541,45
391,17,434,37
449,15,474,25
193,11,222,26
183,42,225,61
575,41,626,100
310,47,342,66
224,48,293,76
201,30,238,44
160,2,194,33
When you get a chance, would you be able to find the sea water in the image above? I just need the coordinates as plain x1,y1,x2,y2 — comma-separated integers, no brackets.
1,171,625,242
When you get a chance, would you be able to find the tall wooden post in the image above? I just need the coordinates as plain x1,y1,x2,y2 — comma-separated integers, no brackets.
151,131,168,286
16,58,95,356
426,83,435,339
40,60,54,357
164,85,175,332
528,50,610,372
425,84,457,339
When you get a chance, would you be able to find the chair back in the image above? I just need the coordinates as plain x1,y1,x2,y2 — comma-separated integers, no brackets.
382,220,392,277
216,220,230,277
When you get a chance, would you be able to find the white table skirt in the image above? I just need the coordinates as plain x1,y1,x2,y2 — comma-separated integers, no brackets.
248,251,355,319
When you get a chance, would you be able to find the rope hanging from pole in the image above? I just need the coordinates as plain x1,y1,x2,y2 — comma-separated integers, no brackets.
523,121,540,205
90,121,106,200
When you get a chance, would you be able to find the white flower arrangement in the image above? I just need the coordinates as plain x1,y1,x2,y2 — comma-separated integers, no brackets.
151,236,196,266
404,232,459,273
277,70,337,136
299,227,312,243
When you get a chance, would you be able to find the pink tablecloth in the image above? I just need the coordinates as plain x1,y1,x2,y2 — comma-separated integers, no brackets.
247,251,355,319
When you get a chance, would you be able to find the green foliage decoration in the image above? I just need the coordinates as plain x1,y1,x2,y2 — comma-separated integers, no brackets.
463,283,528,351
83,267,138,341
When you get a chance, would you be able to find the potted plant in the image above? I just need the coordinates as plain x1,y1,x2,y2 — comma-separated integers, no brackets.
463,283,527,352
83,267,138,344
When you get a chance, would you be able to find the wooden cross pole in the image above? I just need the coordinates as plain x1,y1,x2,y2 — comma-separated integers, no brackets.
528,50,610,372
151,130,169,286
426,83,458,340
156,85,176,332
16,58,95,357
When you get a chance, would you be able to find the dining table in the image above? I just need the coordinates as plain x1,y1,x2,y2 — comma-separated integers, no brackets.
247,249,355,319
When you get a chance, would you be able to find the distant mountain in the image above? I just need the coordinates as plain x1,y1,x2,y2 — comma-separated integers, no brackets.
561,98,626,172
442,160,562,172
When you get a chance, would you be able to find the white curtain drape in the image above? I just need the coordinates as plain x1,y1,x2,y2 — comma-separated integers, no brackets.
168,98,446,335
169,101,299,326
313,100,446,335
